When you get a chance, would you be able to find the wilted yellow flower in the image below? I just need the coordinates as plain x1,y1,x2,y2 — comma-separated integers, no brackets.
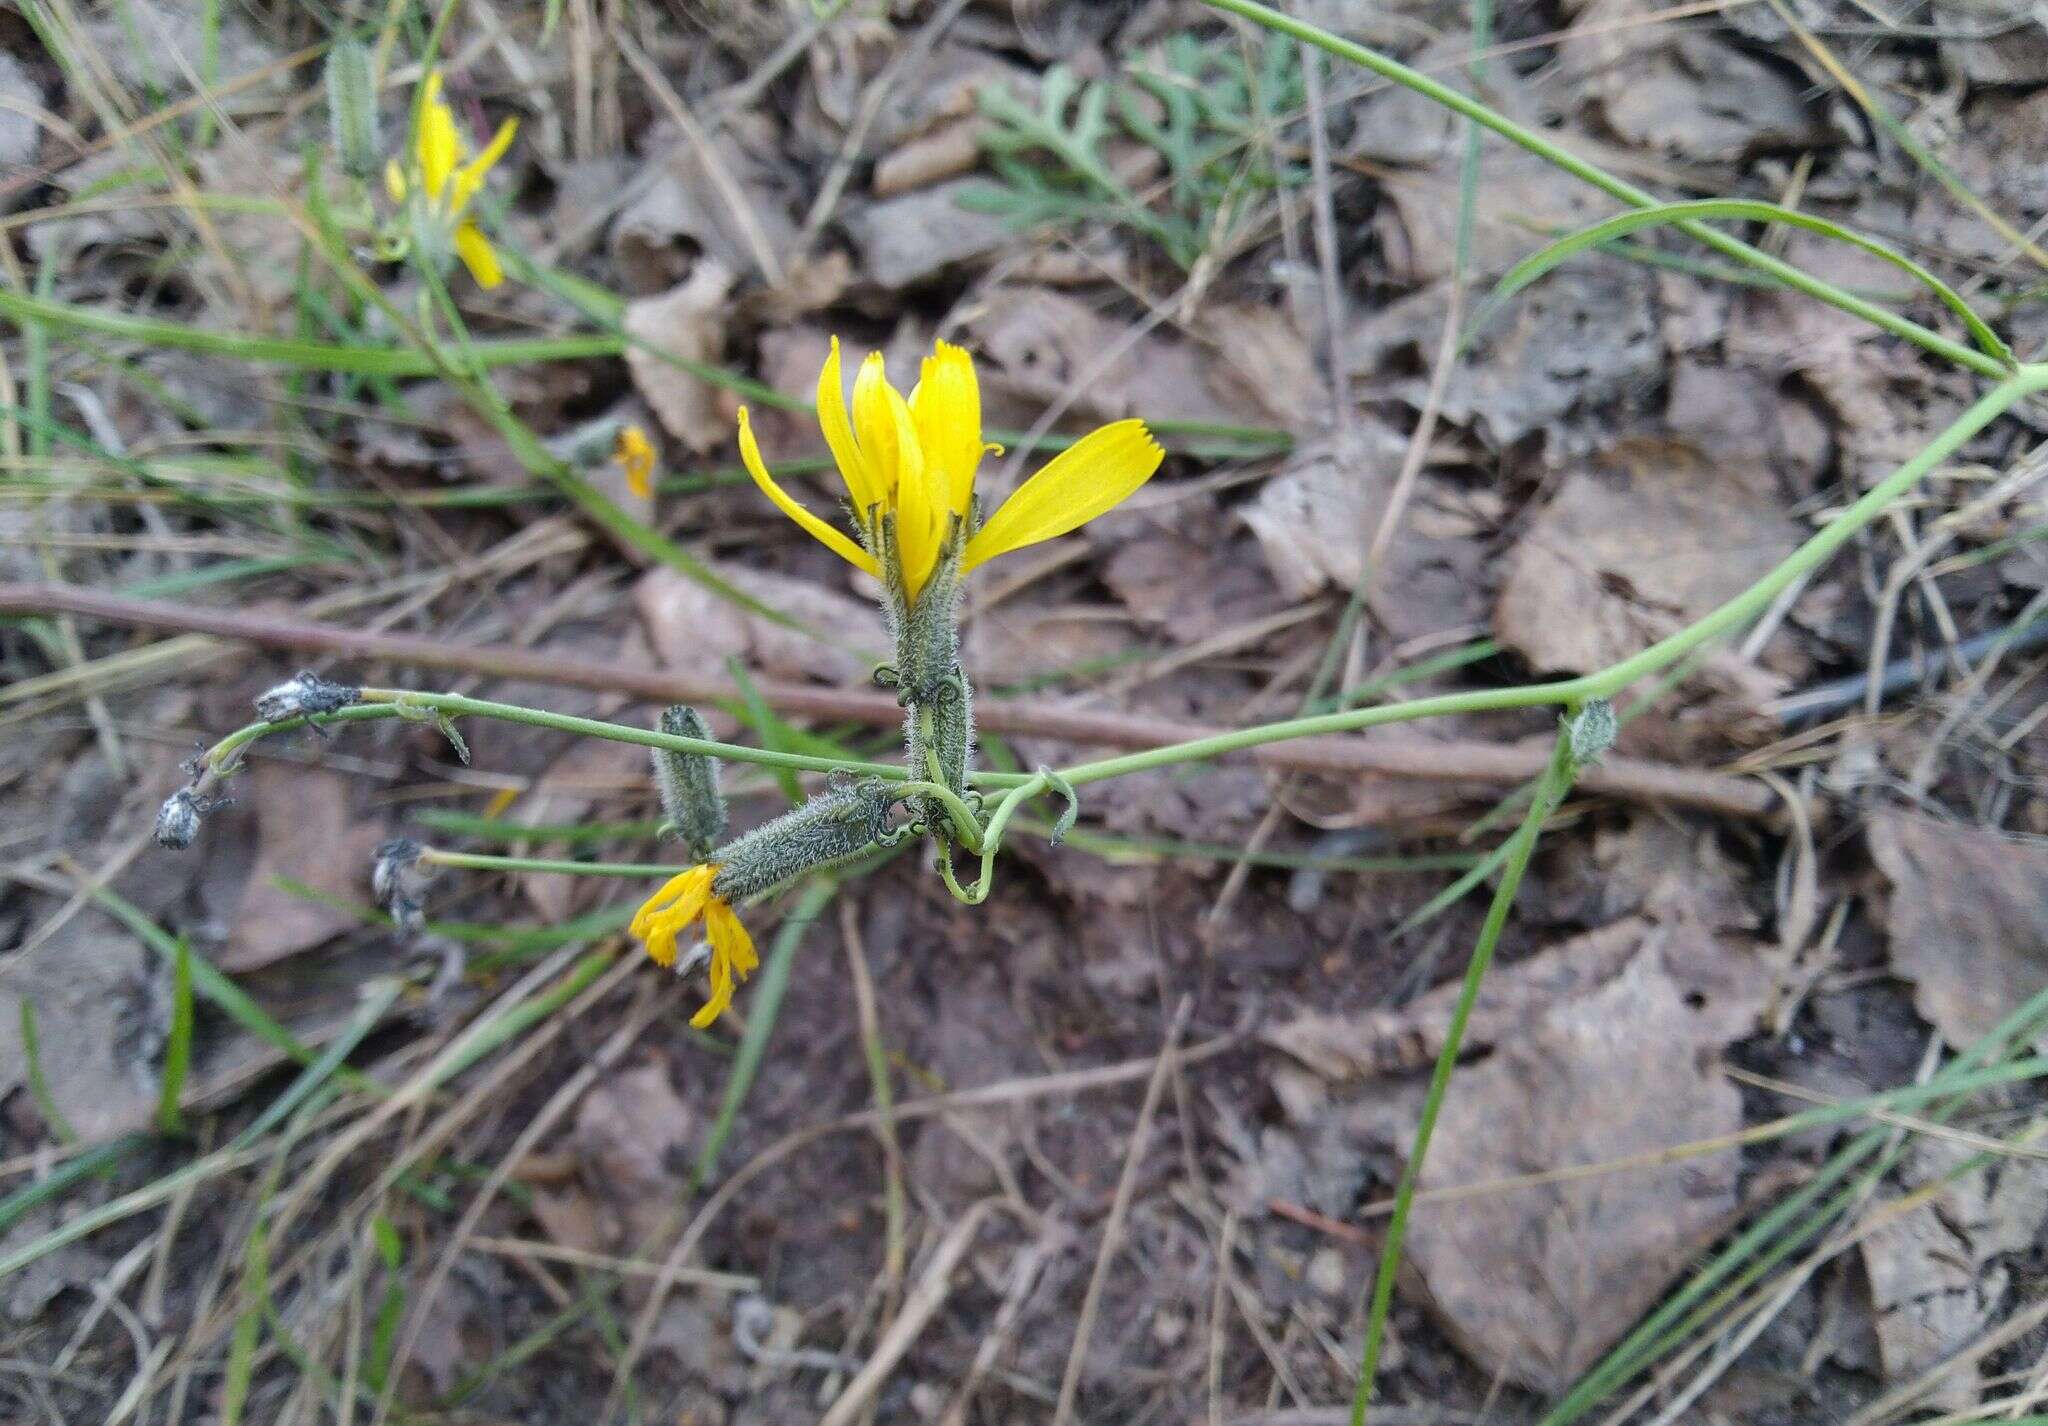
615,423,657,499
737,338,1165,603
630,864,759,1028
384,70,517,289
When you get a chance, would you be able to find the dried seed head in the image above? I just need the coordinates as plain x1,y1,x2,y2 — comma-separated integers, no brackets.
710,781,895,902
653,706,727,860
154,789,203,850
254,671,361,723
372,837,432,933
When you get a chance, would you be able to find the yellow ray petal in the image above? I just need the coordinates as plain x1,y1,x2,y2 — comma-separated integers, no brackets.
630,865,714,940
886,384,942,601
964,419,1164,571
851,352,906,496
817,338,879,520
909,340,983,521
452,223,505,289
384,158,408,203
690,954,735,1028
418,93,460,200
450,116,518,214
708,899,757,977
738,408,881,577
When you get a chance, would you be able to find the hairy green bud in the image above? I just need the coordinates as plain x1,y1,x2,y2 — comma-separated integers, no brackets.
1565,698,1617,767
653,706,727,859
711,780,895,901
324,40,380,181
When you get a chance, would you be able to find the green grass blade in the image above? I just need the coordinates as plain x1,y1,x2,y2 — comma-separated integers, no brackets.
1479,199,2013,368
18,1000,77,1145
0,1137,142,1237
1352,731,1578,1424
154,936,195,1135
692,876,840,1183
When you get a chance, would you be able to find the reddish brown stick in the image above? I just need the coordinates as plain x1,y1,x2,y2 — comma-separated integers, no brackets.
0,583,1781,821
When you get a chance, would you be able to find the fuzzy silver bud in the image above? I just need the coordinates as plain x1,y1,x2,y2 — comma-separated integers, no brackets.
711,781,895,902
653,706,727,860
324,39,380,181
254,670,360,723
373,837,432,933
154,789,203,849
1566,698,1618,767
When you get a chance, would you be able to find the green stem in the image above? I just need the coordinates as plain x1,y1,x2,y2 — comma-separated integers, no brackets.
1352,728,1580,1425
1054,368,2045,790
935,775,1049,904
417,848,682,878
891,780,986,853
1199,0,2012,382
192,690,1038,796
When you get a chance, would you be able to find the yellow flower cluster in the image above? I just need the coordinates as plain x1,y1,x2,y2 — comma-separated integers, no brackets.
385,70,517,289
737,338,1165,603
614,424,657,499
630,864,759,1028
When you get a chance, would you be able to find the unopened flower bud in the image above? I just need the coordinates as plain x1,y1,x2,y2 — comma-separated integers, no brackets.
1566,698,1618,767
373,837,432,933
653,706,727,860
711,781,895,902
254,670,361,723
324,39,381,181
155,789,203,849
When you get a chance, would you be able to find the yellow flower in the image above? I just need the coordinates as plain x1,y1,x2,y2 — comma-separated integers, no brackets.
614,423,657,499
736,338,1166,604
384,69,518,289
630,864,760,1028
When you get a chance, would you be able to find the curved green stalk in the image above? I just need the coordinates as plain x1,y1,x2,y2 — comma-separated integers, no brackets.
1198,0,2012,381
1480,199,2014,369
1053,370,2045,789
890,780,987,853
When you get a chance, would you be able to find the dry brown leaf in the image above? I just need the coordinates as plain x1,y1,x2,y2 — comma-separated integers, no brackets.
610,118,796,292
1860,1136,2048,1414
509,737,647,923
1201,303,1323,430
1399,931,1764,1393
1567,5,1833,162
1665,359,1832,501
1370,146,1619,287
1868,809,2048,1053
1268,911,1766,1080
1239,427,1491,642
633,564,887,686
221,761,387,971
553,1059,698,1248
843,179,1015,289
961,286,1274,431
1494,438,1802,676
874,119,983,196
623,260,737,455
1942,8,2048,85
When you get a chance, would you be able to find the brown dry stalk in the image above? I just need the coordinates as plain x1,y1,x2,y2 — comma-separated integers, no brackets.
0,582,1780,821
